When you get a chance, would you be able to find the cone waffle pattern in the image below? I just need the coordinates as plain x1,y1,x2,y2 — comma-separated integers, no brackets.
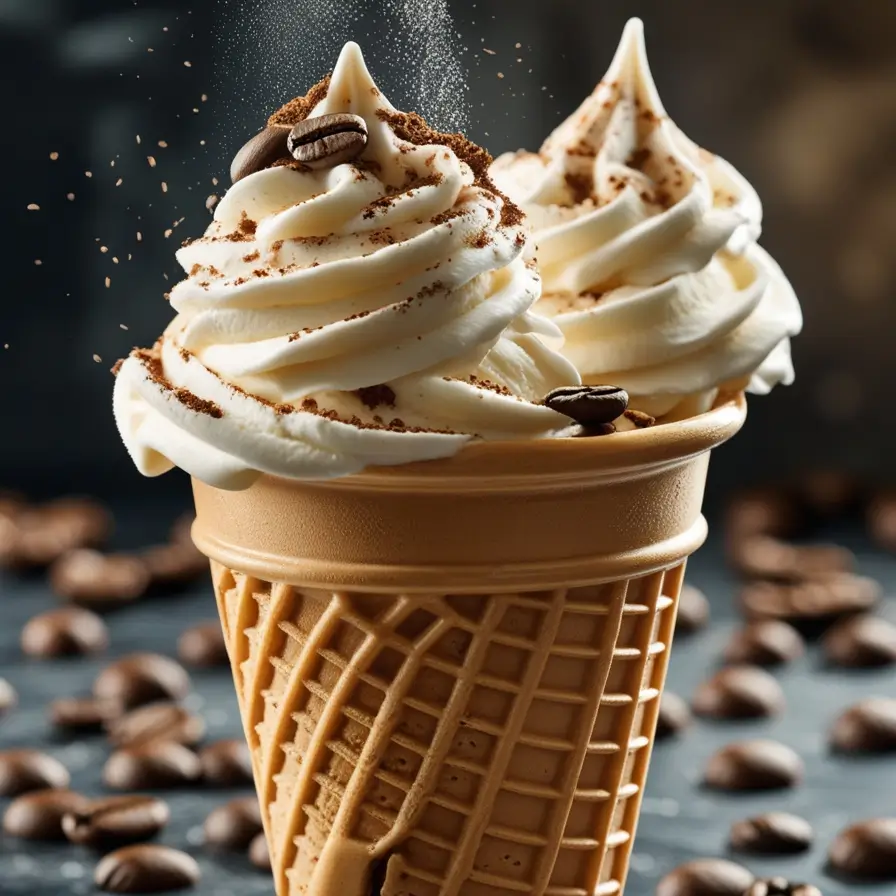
212,560,686,896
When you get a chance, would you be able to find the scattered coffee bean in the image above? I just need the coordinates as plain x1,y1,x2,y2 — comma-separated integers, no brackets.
21,606,109,658
3,789,88,840
729,811,814,855
740,574,880,626
177,621,228,668
63,795,170,849
676,584,710,635
543,384,629,427
106,702,206,749
0,749,70,796
103,741,202,791
656,857,754,896
798,468,861,519
248,832,271,871
730,536,853,582
828,818,896,880
829,697,896,754
725,488,801,542
743,879,822,896
142,543,207,588
93,653,191,710
0,677,16,718
703,739,803,791
203,795,263,850
169,514,195,547
287,113,368,168
692,665,785,720
723,620,804,666
199,739,253,787
867,491,896,551
51,550,150,609
822,614,896,668
655,691,691,740
231,125,291,183
50,696,122,732
95,844,200,893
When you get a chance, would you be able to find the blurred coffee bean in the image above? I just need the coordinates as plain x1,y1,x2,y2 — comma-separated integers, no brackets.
797,468,862,518
51,550,150,609
169,514,195,548
828,818,896,880
655,691,691,741
703,739,803,791
867,491,896,551
729,811,814,855
723,620,805,666
94,844,200,893
0,491,25,520
740,574,880,626
3,789,88,840
829,697,896,754
730,535,854,582
63,795,170,849
21,607,109,658
743,880,821,896
823,615,896,667
248,832,271,870
93,653,191,709
103,742,202,791
106,703,206,749
0,749,70,796
725,488,801,542
199,739,253,787
177,621,228,668
656,857,754,896
203,795,262,850
692,666,785,720
50,696,122,732
142,543,207,588
0,678,16,718
676,584,710,635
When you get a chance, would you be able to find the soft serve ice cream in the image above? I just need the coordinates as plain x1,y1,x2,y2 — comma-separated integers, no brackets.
491,18,802,419
114,42,579,489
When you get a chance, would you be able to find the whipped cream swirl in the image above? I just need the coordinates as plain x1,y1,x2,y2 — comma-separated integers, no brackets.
114,43,578,488
491,19,802,418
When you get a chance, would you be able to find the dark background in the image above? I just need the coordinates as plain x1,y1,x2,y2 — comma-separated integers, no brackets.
2,0,895,503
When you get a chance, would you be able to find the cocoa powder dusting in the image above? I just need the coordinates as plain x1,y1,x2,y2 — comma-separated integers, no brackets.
354,384,397,410
268,74,333,127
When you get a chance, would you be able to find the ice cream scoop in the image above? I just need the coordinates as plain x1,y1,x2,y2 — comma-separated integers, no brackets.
114,43,579,489
491,18,802,420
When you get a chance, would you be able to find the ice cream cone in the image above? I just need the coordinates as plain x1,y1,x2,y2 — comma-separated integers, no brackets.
191,394,745,896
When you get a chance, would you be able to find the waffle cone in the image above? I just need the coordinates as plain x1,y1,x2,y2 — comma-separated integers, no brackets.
192,395,746,896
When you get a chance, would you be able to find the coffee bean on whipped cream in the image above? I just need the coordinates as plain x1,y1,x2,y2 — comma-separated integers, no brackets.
544,385,629,428
230,125,291,183
287,113,368,168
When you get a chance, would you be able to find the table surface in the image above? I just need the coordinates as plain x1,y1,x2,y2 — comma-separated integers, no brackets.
1,504,894,896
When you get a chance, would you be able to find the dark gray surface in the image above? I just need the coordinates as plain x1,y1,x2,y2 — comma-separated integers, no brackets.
0,507,894,895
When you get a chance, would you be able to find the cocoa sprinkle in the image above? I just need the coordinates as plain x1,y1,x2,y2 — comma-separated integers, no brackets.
268,74,333,127
355,385,397,410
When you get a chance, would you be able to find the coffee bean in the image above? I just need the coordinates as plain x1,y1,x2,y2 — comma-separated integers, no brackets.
543,384,629,427
729,811,814,855
823,614,896,667
3,789,88,840
248,832,270,871
0,749,70,796
94,653,191,709
730,535,853,582
703,739,802,791
740,573,880,626
103,741,202,791
51,550,150,609
106,702,206,749
828,818,896,880
655,691,691,740
656,857,754,896
231,125,291,183
203,795,262,850
177,621,228,668
199,739,253,787
21,607,109,658
287,113,368,169
142,543,207,588
829,697,896,754
63,795,170,849
692,666,785,720
95,844,200,893
867,490,896,551
0,677,16,718
170,513,194,547
50,696,122,732
725,488,801,542
723,620,804,666
743,880,822,896
676,584,710,634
